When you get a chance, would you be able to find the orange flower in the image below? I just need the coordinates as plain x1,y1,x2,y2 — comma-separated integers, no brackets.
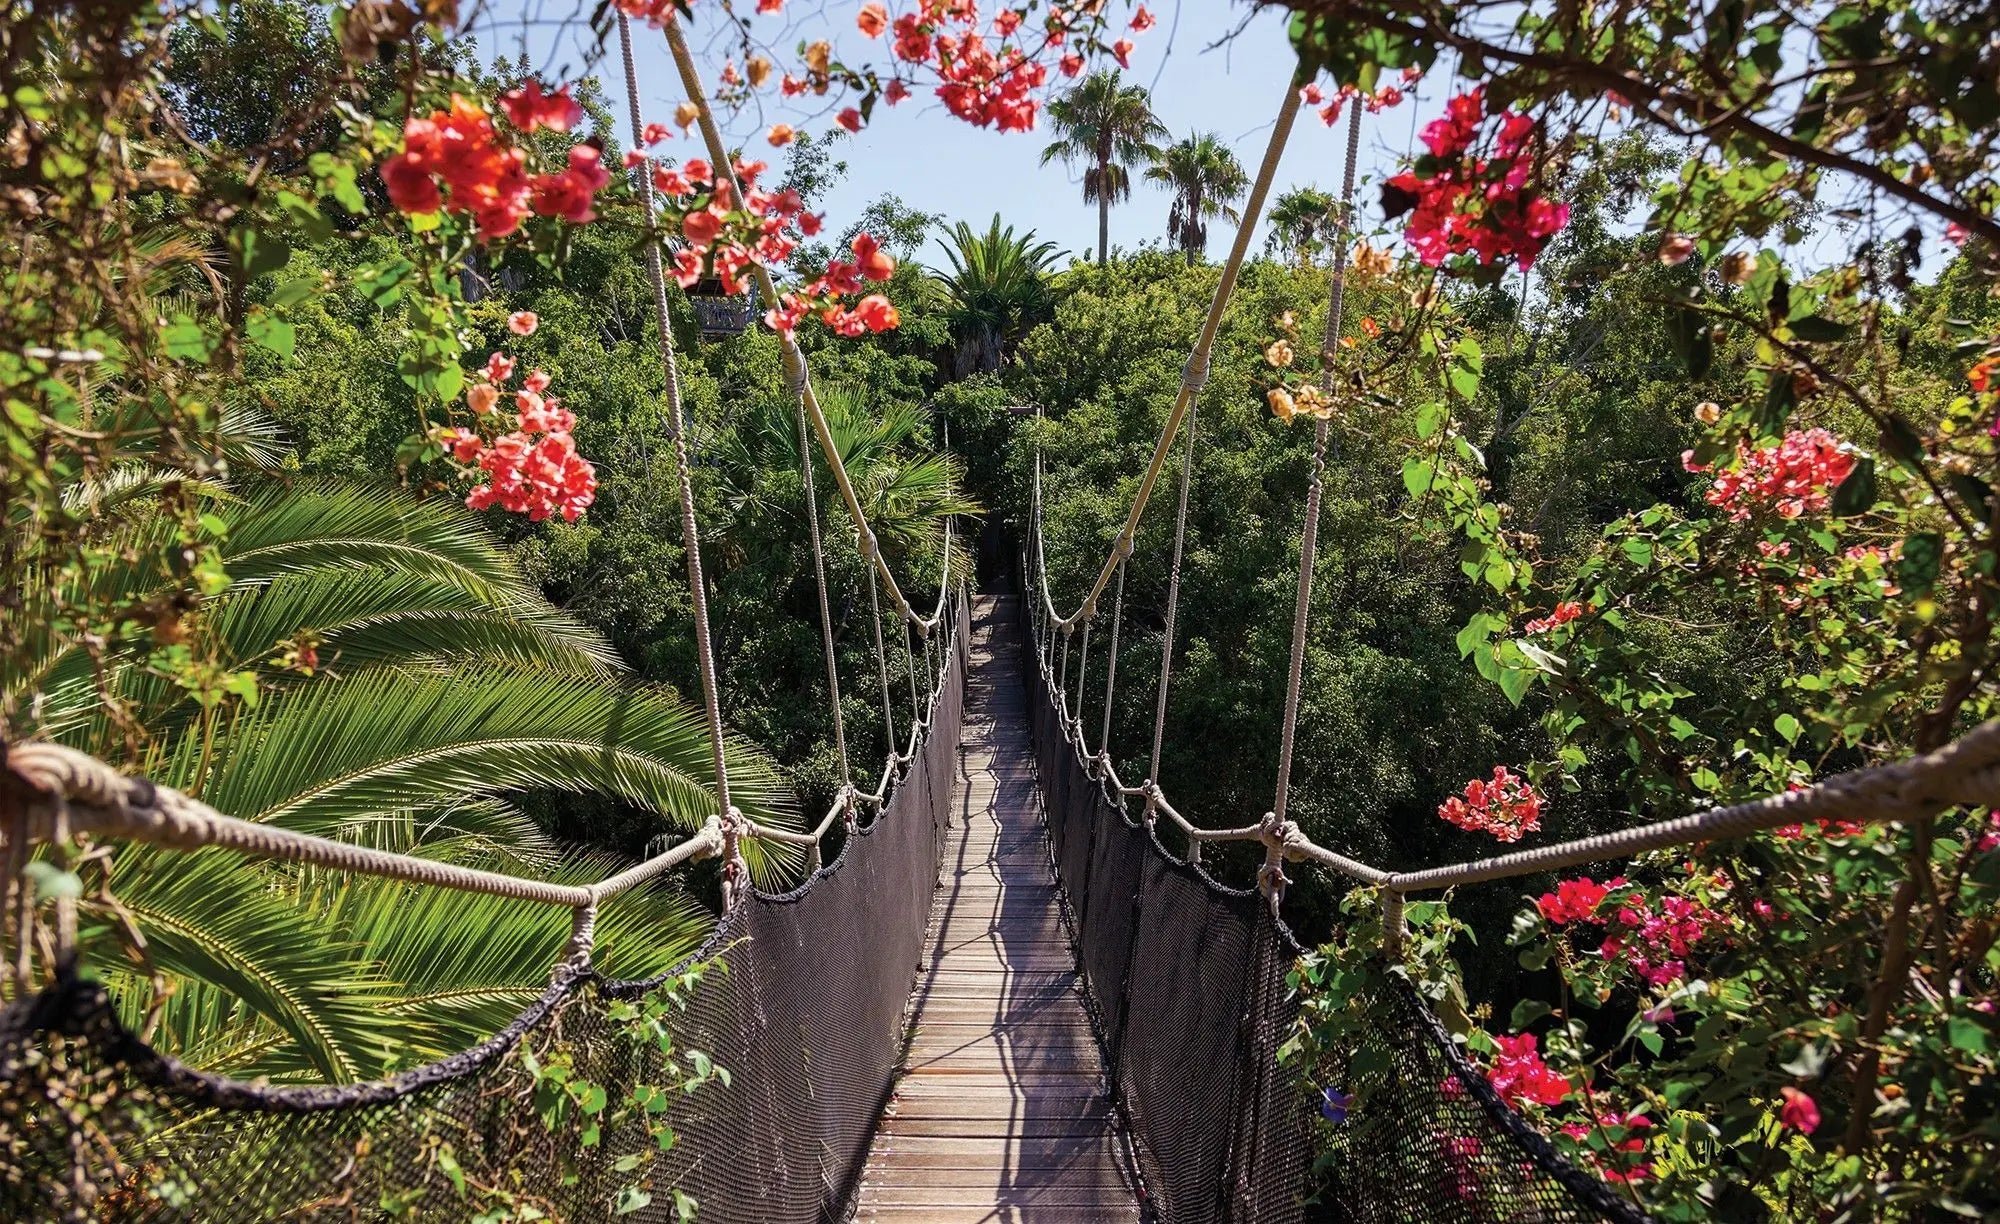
767,124,796,146
1360,317,1381,338
856,2,888,37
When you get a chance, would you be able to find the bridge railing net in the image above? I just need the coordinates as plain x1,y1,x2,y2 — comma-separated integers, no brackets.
0,591,969,1224
1018,601,1649,1224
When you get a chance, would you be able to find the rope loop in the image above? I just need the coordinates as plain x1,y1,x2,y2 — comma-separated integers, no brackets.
1113,532,1135,560
857,529,880,560
1181,352,1211,392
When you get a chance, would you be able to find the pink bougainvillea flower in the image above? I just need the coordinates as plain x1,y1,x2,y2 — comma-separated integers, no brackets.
508,311,538,335
483,352,515,384
529,143,611,224
1686,428,1854,522
1111,39,1135,68
1946,222,1970,245
466,383,501,416
1487,1033,1571,1107
885,78,912,104
1438,766,1543,842
523,368,552,394
856,1,888,37
1130,6,1157,32
499,80,584,133
1778,1087,1820,1134
837,107,864,132
642,122,673,145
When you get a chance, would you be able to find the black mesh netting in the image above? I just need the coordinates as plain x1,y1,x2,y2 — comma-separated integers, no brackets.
1018,598,1653,1224
0,597,970,1224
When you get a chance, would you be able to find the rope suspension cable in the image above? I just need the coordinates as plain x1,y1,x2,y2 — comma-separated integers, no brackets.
620,11,742,902
1097,551,1128,771
1143,389,1200,820
790,362,854,807
661,14,937,634
1035,81,1304,632
867,566,899,775
1262,102,1365,907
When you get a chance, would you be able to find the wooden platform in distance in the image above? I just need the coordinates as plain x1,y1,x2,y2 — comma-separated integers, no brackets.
856,595,1142,1223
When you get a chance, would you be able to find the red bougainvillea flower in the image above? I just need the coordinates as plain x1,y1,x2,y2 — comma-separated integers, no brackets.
529,144,612,224
1380,87,1569,272
1682,428,1854,522
1488,1033,1570,1107
499,80,584,133
641,122,673,145
1778,1087,1820,1134
1130,6,1156,31
837,107,864,133
1524,600,1585,634
386,97,533,239
1438,766,1543,842
483,352,515,384
1535,876,1611,924
852,232,896,281
1596,893,1726,988
508,311,539,335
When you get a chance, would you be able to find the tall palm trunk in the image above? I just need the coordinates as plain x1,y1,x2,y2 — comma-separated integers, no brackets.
1098,187,1110,265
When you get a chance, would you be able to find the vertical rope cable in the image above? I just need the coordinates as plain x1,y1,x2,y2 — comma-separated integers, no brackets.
868,566,898,767
1073,618,1091,740
904,617,922,728
792,368,852,797
618,13,734,857
1146,398,1201,798
1099,553,1127,760
1271,101,1364,828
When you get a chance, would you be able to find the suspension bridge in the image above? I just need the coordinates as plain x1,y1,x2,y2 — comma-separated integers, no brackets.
8,15,2000,1224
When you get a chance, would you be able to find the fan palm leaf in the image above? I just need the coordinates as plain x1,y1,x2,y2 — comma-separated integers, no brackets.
1147,132,1251,263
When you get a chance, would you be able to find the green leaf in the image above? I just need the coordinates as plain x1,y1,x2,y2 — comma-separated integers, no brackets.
1510,998,1554,1029
1497,664,1536,707
1787,315,1851,342
245,309,296,361
1663,303,1713,378
1947,1016,1991,1055
1829,457,1876,516
1402,456,1436,499
1897,532,1944,595
1774,713,1802,744
231,227,291,283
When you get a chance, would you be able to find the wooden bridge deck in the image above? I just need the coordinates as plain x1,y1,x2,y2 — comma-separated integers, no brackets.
857,594,1142,1222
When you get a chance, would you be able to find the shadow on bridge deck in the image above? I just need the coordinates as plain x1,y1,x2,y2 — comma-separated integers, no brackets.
857,594,1144,1223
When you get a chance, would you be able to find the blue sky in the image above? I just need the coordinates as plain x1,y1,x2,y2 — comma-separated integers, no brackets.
473,1,1450,267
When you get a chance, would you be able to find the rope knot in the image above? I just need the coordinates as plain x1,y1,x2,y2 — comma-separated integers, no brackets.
1181,353,1211,392
857,529,880,560
1114,533,1135,560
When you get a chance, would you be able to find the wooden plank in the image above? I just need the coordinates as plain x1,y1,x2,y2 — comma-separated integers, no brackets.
858,596,1138,1223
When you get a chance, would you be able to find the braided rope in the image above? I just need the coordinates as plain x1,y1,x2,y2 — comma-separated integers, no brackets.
620,14,736,889
788,361,852,797
1098,552,1128,762
1146,397,1201,798
1,741,722,908
1270,101,1365,831
867,566,898,776
660,14,937,633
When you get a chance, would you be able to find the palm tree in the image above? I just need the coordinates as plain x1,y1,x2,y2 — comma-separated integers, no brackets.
1266,185,1340,266
931,216,1064,377
14,477,797,1081
1039,71,1167,265
1146,132,1251,264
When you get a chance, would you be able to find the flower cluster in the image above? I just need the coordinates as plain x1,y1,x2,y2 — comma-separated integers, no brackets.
1535,876,1612,924
381,88,609,239
1523,600,1585,634
1598,892,1726,988
1300,66,1421,126
640,154,900,339
843,1,1151,132
1682,427,1855,522
1487,1032,1570,1106
1437,766,1543,842
1381,87,1571,272
433,324,597,522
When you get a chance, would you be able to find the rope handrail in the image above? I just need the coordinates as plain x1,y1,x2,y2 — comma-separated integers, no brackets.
1025,629,2000,897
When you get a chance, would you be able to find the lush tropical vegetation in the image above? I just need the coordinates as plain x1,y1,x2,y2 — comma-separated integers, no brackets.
5,0,2000,1218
